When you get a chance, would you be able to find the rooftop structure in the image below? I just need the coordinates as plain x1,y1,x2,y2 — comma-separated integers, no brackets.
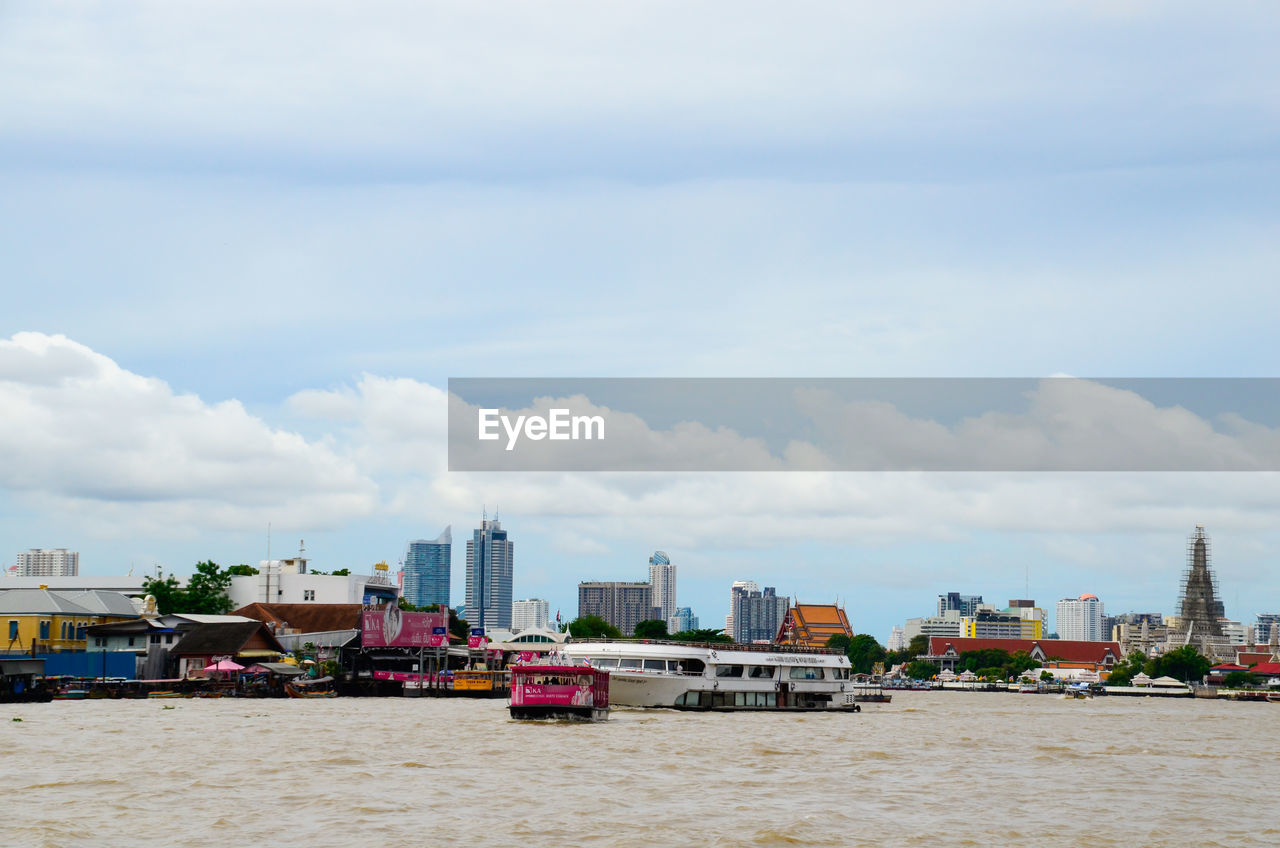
776,603,853,648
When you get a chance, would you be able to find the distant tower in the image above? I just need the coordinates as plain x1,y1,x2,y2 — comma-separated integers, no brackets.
648,551,676,626
465,515,513,631
403,526,452,609
1176,525,1226,653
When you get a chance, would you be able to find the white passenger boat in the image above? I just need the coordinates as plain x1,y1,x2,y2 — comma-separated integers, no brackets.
561,640,861,711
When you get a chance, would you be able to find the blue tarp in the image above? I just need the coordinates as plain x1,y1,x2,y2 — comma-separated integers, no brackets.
34,652,137,679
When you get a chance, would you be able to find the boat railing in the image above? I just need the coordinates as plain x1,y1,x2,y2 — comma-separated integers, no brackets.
566,637,844,656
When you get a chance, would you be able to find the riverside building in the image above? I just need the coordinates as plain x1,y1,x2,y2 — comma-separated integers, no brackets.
648,551,677,627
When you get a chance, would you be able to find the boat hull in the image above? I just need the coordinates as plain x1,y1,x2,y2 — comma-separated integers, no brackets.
509,705,608,721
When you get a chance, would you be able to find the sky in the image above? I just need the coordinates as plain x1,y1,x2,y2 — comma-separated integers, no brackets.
2,2,1279,641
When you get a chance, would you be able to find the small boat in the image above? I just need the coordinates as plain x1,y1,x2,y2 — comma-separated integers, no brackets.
509,660,610,721
285,676,337,698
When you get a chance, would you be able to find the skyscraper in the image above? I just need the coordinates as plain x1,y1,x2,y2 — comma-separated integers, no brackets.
937,592,983,618
402,527,451,609
648,550,677,626
725,580,759,634
731,584,789,644
465,515,513,631
1056,594,1106,641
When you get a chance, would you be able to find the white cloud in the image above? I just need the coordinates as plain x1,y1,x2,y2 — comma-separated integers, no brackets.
0,332,378,534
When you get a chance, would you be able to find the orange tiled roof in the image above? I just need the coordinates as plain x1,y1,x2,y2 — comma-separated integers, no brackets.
776,604,853,646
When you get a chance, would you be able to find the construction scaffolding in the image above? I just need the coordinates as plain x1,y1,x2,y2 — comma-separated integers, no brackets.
1174,525,1229,657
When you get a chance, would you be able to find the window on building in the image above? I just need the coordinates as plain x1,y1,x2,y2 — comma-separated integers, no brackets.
127,637,136,647
150,634,160,645
165,634,174,644
39,620,50,640
304,590,316,601
8,620,17,640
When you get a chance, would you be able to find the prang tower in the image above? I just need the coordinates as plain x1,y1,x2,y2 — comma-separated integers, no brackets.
1175,525,1227,657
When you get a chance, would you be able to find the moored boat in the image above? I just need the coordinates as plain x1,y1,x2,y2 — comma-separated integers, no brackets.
562,640,860,712
509,659,609,721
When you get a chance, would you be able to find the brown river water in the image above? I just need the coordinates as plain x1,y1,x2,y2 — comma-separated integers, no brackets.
5,691,1278,847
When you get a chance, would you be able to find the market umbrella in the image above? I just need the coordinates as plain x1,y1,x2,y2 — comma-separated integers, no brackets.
203,660,245,672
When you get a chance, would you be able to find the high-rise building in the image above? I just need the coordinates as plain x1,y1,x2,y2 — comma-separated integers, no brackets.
1056,594,1106,641
938,592,983,618
465,516,513,631
402,527,451,609
668,606,698,634
887,625,907,652
725,580,759,634
15,549,79,578
512,598,550,631
731,585,789,644
648,551,677,626
577,581,654,636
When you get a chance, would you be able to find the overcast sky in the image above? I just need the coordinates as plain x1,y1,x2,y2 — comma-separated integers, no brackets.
3,2,1278,640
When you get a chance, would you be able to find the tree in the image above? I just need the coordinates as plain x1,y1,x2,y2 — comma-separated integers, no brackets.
227,564,258,576
904,660,939,680
671,628,734,644
634,619,669,640
1105,651,1148,686
567,615,623,639
842,634,887,675
1224,670,1259,689
183,560,234,614
140,561,234,615
331,568,350,577
140,573,184,615
1150,645,1211,683
886,633,930,667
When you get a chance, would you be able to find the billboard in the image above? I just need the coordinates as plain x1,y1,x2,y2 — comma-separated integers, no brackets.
362,607,450,648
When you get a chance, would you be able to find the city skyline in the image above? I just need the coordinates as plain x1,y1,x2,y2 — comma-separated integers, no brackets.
3,3,1279,649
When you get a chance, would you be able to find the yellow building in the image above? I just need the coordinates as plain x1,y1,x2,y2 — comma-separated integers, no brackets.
1,587,139,653
961,611,1044,640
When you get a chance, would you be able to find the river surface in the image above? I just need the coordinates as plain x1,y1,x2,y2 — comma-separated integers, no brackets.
5,691,1278,847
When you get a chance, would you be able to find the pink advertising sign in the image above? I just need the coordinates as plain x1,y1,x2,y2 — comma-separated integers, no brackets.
362,607,450,647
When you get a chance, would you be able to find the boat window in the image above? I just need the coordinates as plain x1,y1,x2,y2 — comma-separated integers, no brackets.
734,692,746,707
789,666,825,680
749,666,773,679
832,668,850,680
682,659,705,675
643,659,666,671
715,664,744,678
618,658,642,669
589,657,618,669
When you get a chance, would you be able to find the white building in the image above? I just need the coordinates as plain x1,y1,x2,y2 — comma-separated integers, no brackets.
903,609,964,641
668,606,698,634
648,551,677,625
15,548,79,578
887,625,907,652
1056,593,1106,641
512,598,550,631
227,557,399,608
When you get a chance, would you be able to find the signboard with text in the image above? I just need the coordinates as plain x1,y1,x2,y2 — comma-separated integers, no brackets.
361,608,450,648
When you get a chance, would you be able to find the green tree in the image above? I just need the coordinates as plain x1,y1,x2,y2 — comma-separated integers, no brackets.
1224,670,1259,689
568,615,623,639
1105,651,1148,686
183,560,234,614
671,628,734,644
140,573,184,615
844,634,887,675
227,564,258,576
331,568,350,576
905,660,939,680
634,619,669,640
1150,645,1211,683
886,633,930,667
